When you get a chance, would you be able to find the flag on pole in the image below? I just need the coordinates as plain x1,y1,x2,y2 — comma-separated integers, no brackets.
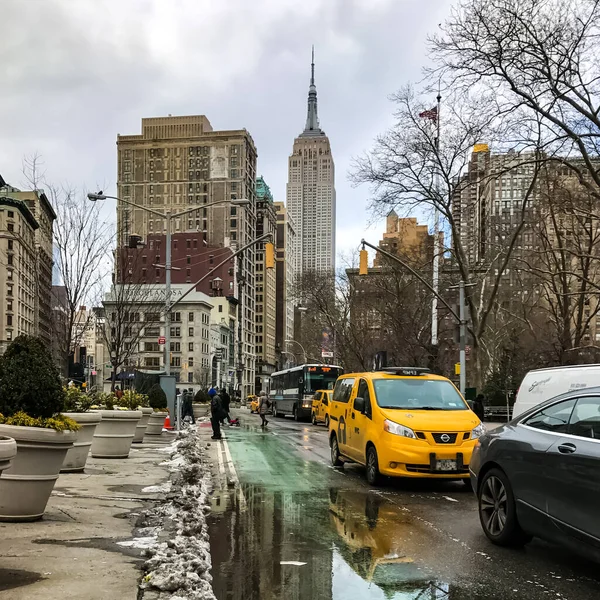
419,106,438,123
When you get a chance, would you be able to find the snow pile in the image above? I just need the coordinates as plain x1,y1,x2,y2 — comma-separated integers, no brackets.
138,430,216,600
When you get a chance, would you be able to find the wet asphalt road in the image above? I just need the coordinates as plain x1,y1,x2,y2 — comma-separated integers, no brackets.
208,411,600,600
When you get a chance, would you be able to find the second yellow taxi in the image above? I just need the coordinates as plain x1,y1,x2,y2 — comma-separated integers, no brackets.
311,389,332,427
328,367,484,485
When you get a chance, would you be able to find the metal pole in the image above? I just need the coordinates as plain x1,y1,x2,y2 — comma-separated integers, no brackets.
431,90,442,346
459,280,466,395
165,214,171,376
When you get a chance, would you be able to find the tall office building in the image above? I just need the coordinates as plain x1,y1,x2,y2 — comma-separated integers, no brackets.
286,49,336,276
116,115,258,397
255,177,277,391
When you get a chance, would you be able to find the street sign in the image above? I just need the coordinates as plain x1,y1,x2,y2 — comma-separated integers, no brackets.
454,363,461,375
158,336,166,345
322,351,334,358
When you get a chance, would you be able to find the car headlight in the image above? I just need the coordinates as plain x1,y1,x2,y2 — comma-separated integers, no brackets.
471,423,486,440
384,419,416,439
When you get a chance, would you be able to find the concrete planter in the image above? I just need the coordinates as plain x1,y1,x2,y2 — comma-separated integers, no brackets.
0,436,17,477
60,411,102,472
192,404,209,419
133,407,154,443
146,411,168,435
0,424,76,522
90,410,142,458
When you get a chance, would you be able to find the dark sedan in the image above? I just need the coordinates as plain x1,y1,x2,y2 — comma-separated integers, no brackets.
470,388,600,560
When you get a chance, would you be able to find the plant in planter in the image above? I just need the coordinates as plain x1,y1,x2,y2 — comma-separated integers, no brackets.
146,384,169,436
90,388,143,458
60,386,102,473
0,335,79,521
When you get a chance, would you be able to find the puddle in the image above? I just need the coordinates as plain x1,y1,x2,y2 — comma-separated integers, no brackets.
0,568,43,591
208,484,492,599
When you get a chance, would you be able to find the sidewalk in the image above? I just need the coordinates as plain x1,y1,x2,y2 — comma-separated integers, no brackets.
0,433,176,600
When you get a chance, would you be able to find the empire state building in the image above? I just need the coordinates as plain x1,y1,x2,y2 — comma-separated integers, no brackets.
286,48,336,275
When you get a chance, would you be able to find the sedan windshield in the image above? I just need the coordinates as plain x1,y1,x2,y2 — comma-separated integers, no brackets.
373,379,468,411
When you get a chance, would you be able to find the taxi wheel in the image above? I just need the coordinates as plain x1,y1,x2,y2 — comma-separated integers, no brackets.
366,446,381,486
324,415,330,428
312,413,318,425
330,434,343,467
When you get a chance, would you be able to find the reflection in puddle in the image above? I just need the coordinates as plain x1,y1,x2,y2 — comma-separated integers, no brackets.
208,485,480,599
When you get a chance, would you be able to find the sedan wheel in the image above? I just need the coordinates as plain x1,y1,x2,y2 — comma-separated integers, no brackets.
478,468,532,547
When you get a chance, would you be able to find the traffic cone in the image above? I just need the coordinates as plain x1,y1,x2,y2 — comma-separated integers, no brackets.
164,413,173,430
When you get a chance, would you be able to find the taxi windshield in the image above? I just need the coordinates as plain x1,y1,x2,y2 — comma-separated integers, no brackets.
372,379,468,411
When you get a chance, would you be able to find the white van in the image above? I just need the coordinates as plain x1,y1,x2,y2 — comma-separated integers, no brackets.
512,364,600,418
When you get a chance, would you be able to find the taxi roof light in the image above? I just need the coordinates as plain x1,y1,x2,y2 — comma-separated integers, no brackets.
376,367,431,376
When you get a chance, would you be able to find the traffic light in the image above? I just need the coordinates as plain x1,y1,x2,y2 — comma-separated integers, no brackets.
265,242,275,269
359,249,369,275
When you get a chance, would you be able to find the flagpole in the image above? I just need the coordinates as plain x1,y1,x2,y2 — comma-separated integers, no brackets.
431,90,441,347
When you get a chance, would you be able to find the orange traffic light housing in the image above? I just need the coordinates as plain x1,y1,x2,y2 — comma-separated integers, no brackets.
359,249,368,275
265,242,275,269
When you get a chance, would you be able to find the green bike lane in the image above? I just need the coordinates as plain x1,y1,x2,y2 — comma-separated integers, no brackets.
206,417,600,600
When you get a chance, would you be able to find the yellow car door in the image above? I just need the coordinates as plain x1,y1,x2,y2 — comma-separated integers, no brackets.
348,378,372,464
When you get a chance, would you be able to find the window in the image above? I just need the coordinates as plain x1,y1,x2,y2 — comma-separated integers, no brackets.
218,305,223,313
568,397,600,440
356,379,372,418
171,356,181,367
189,342,194,351
170,327,181,337
188,373,194,383
7,211,14,218
6,315,12,326
145,357,160,367
189,327,194,336
188,312,194,322
7,240,12,250
7,223,13,232
333,378,355,403
171,312,181,322
144,342,160,352
525,399,576,434
188,357,194,368
170,342,181,352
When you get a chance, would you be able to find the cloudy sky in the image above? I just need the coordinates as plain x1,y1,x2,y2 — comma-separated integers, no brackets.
1,0,452,265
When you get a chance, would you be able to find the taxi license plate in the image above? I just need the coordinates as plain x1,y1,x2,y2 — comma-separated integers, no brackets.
436,459,457,471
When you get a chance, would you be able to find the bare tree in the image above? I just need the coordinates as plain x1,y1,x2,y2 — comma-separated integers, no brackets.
100,248,163,391
430,0,600,196
22,155,112,376
352,88,544,386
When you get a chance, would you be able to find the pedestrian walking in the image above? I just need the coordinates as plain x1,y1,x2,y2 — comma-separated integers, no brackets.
209,388,224,439
258,390,270,427
473,394,485,422
221,388,231,424
182,388,195,424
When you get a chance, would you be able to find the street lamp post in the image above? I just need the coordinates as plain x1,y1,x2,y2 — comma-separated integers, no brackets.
285,339,307,365
87,192,250,375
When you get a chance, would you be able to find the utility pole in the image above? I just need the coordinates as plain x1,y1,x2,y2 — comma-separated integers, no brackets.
431,89,442,346
459,280,466,395
164,214,172,375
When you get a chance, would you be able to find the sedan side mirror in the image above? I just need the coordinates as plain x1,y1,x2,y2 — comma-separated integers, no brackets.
354,396,365,413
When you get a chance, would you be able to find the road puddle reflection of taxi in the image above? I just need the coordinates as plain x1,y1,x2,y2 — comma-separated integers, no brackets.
329,489,451,599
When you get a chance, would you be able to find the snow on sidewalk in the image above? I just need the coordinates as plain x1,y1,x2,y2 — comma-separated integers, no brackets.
138,427,216,600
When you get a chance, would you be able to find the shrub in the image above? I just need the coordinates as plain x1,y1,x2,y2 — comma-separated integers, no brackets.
119,390,149,410
0,336,65,420
194,388,210,403
63,386,94,413
0,411,80,432
148,384,167,411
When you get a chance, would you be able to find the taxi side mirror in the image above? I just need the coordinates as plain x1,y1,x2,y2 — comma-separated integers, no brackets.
354,397,366,413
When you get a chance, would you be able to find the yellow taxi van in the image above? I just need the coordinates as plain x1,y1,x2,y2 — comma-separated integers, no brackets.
312,389,332,427
328,367,484,485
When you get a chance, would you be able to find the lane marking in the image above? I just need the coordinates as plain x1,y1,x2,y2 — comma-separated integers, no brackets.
220,437,247,512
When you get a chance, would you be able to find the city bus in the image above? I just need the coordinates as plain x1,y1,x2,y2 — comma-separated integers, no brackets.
270,364,343,421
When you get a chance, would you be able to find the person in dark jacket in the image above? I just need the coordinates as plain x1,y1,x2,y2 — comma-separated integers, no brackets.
209,388,223,439
182,388,195,424
221,388,231,424
473,394,485,422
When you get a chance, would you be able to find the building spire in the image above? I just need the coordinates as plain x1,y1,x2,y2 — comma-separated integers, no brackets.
302,45,324,136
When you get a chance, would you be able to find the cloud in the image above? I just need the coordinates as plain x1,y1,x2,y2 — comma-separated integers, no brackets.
0,0,453,262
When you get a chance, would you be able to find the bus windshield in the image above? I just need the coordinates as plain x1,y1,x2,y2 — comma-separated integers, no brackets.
304,367,342,394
